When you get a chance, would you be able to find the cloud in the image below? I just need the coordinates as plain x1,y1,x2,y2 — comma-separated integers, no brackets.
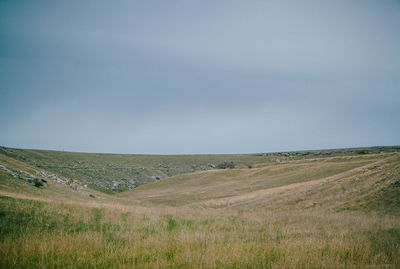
1,0,399,153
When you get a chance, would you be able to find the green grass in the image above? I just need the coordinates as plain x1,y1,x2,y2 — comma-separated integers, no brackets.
1,196,400,268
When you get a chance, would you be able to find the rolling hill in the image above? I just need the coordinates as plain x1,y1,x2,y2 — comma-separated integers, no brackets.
1,146,400,268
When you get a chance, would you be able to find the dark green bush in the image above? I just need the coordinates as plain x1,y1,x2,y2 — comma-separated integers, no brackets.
33,178,43,187
216,161,235,169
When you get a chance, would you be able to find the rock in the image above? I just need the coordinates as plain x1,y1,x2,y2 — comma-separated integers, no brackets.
0,165,13,174
25,177,33,183
49,174,60,180
275,159,281,163
35,171,48,177
208,164,216,168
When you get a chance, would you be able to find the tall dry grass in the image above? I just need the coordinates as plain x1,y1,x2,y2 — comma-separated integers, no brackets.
1,195,399,268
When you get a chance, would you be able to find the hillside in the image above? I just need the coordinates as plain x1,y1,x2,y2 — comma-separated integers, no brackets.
119,152,400,213
1,145,399,193
1,146,400,268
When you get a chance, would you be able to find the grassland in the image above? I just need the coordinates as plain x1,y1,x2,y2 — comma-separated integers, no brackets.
2,146,398,193
0,146,400,268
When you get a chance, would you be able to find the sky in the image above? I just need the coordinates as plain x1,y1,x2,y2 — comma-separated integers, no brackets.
0,0,399,154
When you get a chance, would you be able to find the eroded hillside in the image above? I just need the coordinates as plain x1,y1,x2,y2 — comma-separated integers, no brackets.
1,146,398,193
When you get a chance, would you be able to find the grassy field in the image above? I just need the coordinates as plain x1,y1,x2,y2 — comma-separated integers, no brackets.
0,147,400,268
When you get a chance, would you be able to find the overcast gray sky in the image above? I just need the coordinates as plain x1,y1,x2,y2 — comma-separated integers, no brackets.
0,0,399,154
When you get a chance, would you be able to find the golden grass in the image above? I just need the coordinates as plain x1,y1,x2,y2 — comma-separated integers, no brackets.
1,196,399,268
119,155,380,207
1,152,400,268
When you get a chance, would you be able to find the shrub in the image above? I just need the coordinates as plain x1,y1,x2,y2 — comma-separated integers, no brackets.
33,178,43,188
216,161,235,169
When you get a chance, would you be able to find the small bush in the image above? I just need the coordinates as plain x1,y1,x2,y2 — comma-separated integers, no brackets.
33,178,43,188
216,161,235,169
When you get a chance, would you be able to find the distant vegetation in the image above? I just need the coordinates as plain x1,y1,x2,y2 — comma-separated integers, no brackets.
216,161,235,169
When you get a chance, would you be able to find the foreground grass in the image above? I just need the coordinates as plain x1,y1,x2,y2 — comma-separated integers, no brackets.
1,196,399,268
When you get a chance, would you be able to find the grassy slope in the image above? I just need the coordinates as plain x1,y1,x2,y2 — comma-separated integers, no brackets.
119,154,385,207
2,145,398,193
0,148,400,268
0,147,276,193
0,153,117,207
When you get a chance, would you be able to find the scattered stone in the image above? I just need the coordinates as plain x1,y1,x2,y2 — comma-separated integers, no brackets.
0,165,13,174
1,165,20,178
35,171,48,177
18,169,29,175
